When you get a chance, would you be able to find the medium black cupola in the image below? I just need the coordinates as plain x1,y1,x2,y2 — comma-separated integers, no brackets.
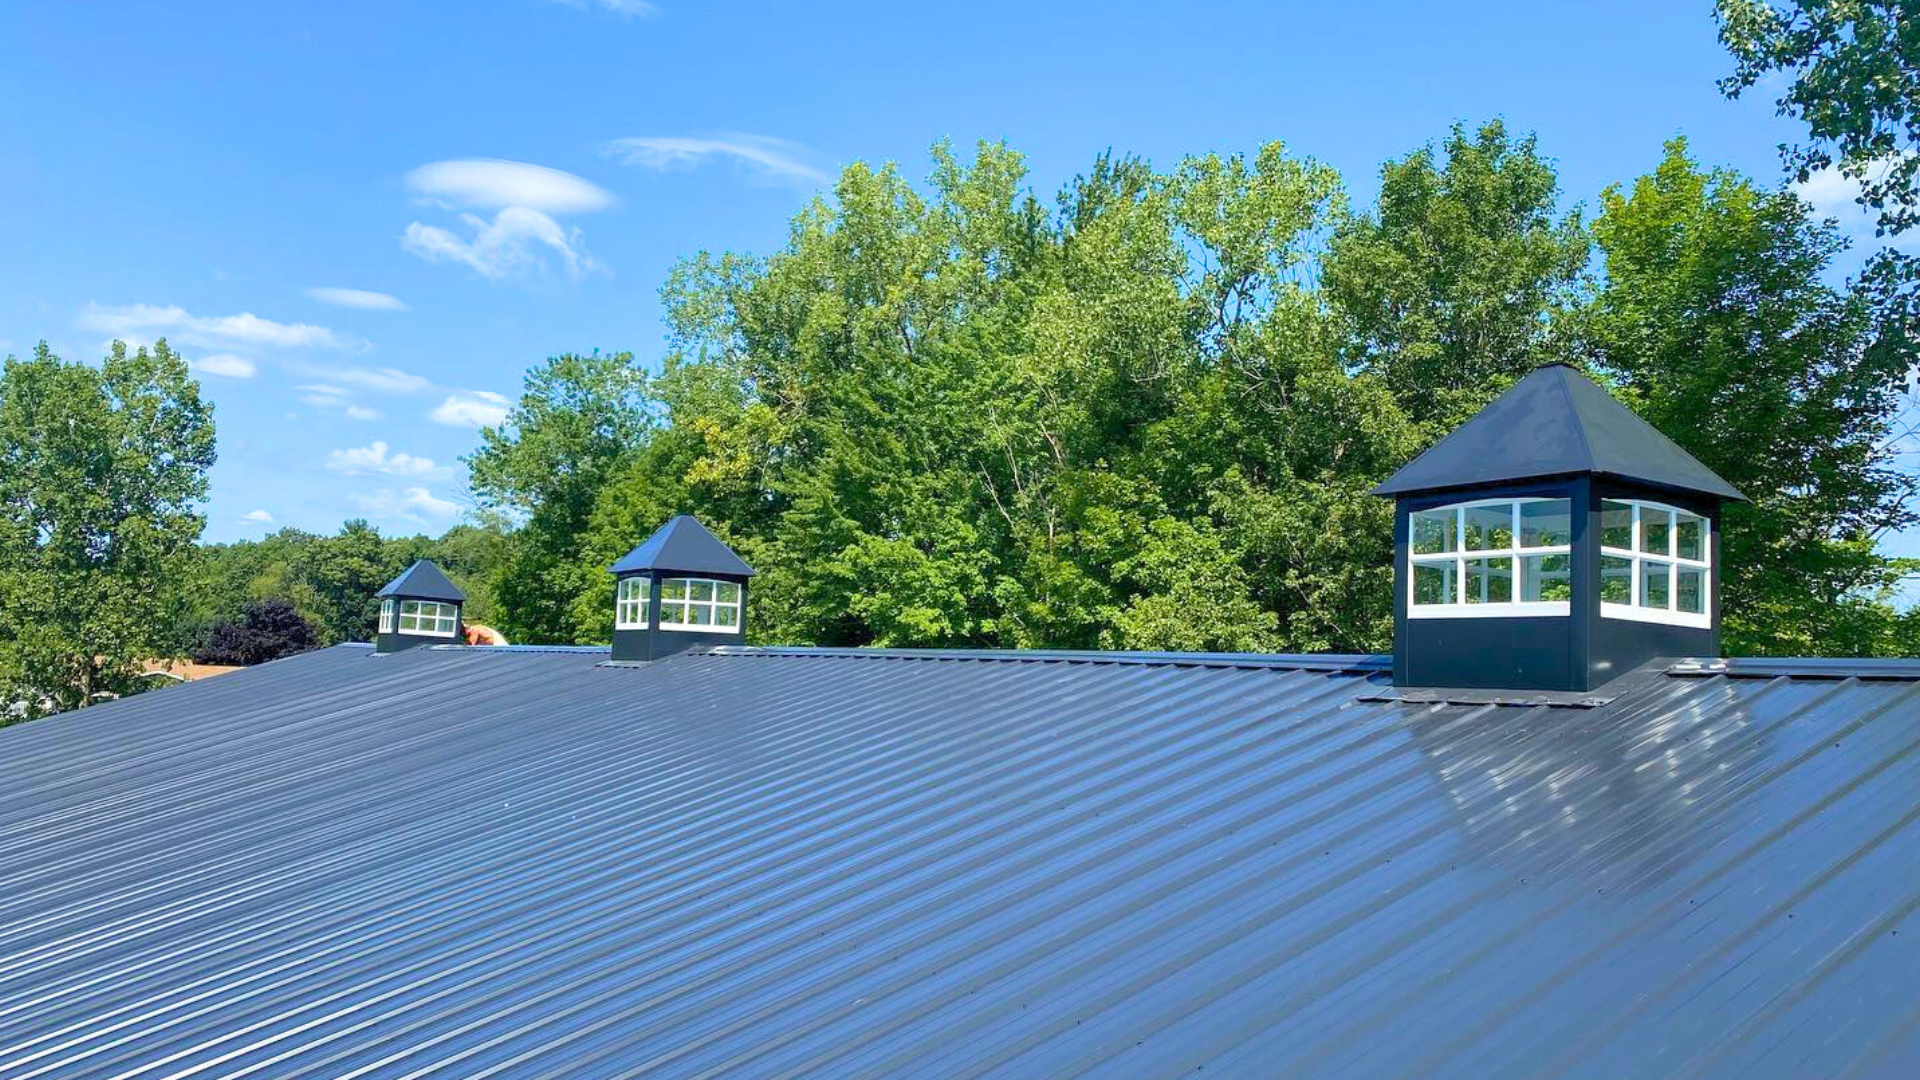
609,515,755,662
1375,364,1745,692
374,559,466,654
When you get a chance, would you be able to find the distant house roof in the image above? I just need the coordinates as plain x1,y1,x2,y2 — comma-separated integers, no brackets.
374,558,466,601
1374,364,1747,501
610,513,757,577
2,643,1915,1077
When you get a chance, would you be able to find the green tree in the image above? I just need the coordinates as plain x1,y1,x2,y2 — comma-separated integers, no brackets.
0,340,215,720
467,352,653,643
1323,120,1590,430
1583,139,1918,655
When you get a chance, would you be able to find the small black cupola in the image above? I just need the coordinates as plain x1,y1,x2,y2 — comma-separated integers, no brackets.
374,559,467,654
609,515,756,662
1375,364,1746,692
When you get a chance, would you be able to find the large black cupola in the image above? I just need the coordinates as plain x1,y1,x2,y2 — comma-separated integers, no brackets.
608,515,756,662
374,560,466,654
1375,364,1745,692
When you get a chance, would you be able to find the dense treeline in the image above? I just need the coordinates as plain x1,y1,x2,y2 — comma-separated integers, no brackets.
186,521,508,649
9,123,1918,726
459,128,1917,657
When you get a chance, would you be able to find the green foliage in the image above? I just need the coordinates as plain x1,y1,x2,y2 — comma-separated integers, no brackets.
1718,0,1920,236
1324,120,1590,430
0,340,215,720
1581,137,1919,655
559,138,1413,654
189,519,509,647
467,352,653,643
118,124,1920,673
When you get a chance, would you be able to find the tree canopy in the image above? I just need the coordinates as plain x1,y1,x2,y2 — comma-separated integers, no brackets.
10,119,1917,730
0,340,216,720
471,127,1918,659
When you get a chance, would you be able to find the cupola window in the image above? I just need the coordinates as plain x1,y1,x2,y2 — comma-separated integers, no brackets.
615,576,651,629
379,598,395,634
1408,497,1573,617
658,578,742,632
397,600,459,637
1599,499,1711,627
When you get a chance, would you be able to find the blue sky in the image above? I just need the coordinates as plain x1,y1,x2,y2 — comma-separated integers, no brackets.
0,0,1897,547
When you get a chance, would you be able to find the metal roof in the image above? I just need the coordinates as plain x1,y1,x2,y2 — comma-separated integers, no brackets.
609,515,757,577
374,559,466,602
2,644,1916,1079
1373,364,1747,501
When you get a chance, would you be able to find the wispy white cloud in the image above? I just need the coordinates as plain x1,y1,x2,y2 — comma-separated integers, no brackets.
306,287,408,311
191,353,257,379
333,365,430,394
605,134,826,185
350,486,463,523
242,509,275,524
299,383,382,419
547,0,657,19
403,208,596,279
325,440,445,478
79,303,350,350
405,159,615,215
431,390,512,428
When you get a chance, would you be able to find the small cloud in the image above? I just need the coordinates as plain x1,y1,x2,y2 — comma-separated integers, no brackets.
351,486,463,523
79,303,350,350
306,287,408,311
242,509,275,524
404,159,614,215
298,383,382,419
547,0,656,16
403,208,596,280
326,440,444,477
192,353,257,378
1792,152,1920,247
337,366,429,393
1794,163,1869,222
605,134,827,186
285,361,430,394
431,390,512,428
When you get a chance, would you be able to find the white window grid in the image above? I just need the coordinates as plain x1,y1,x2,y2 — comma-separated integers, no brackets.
1408,497,1573,619
658,577,743,634
1599,499,1711,628
397,599,459,637
615,576,651,630
378,598,395,634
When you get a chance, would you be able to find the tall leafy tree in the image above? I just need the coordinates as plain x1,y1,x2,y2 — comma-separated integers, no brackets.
467,352,653,642
1583,139,1918,655
1323,120,1590,430
0,341,215,720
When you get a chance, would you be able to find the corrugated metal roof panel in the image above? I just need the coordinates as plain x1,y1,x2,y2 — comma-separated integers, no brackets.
0,645,1915,1078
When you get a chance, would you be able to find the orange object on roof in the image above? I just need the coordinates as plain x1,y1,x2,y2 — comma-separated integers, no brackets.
463,624,509,647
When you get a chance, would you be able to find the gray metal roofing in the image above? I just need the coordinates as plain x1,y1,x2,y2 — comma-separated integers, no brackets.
1,643,1916,1079
609,515,757,578
1372,364,1748,501
374,560,466,602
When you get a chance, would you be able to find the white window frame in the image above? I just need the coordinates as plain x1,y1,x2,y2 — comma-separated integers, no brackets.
378,598,395,634
1407,496,1573,619
615,576,651,630
397,599,459,638
1600,499,1711,629
657,577,743,634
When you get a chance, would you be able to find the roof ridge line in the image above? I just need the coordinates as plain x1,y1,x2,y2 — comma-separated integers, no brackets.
692,645,1392,673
